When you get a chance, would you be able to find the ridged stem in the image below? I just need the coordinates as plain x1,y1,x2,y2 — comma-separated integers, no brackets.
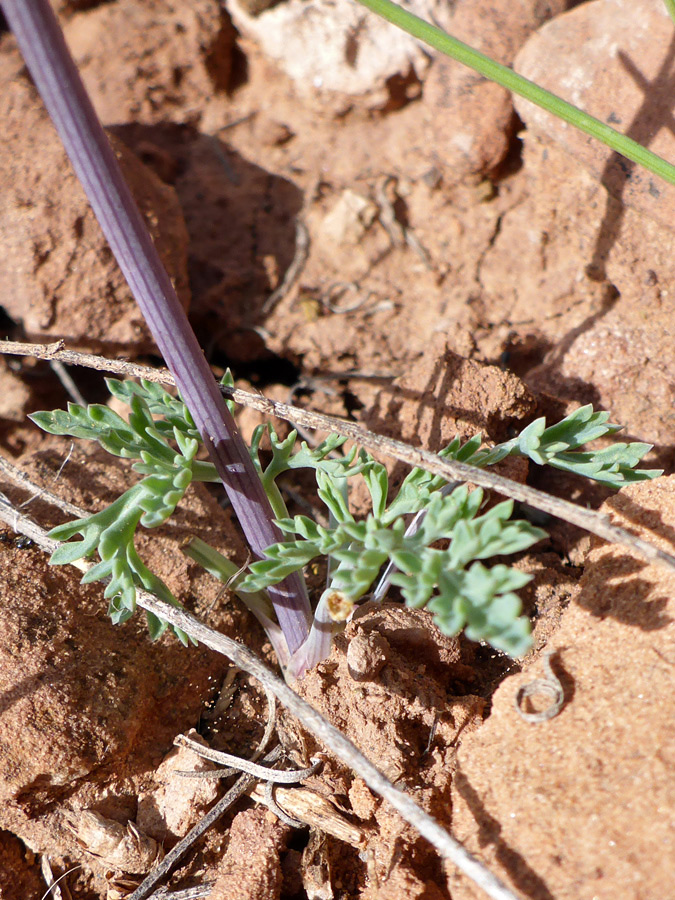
0,0,311,653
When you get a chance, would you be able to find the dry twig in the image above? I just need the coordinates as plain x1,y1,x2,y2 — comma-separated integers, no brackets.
40,858,78,900
126,746,285,900
0,486,522,900
0,452,85,519
148,887,214,900
174,733,321,783
515,651,566,723
49,358,87,406
262,219,310,314
249,782,367,846
2,339,674,575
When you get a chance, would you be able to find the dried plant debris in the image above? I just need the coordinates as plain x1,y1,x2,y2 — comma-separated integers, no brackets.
63,810,163,874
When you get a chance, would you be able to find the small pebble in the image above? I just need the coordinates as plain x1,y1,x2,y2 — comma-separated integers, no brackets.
346,631,390,681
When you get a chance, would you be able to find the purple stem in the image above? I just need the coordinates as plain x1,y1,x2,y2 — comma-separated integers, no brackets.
1,0,311,654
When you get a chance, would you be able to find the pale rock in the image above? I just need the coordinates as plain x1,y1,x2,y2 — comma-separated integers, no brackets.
225,0,455,107
318,189,379,247
63,810,161,874
136,733,220,842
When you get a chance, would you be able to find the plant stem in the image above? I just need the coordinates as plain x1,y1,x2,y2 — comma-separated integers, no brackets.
4,339,675,577
0,0,311,653
0,493,523,900
354,0,675,188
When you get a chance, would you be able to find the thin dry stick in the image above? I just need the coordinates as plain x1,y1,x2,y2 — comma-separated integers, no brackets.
254,687,277,761
148,888,214,900
263,777,305,828
173,733,321,783
172,734,321,831
40,857,79,900
127,746,285,900
181,679,276,782
3,339,675,574
49,358,87,407
249,781,367,845
375,175,433,269
148,887,214,900
0,495,521,900
0,453,86,519
262,219,310,314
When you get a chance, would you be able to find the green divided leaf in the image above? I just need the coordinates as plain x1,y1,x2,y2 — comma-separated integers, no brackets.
32,373,661,659
498,405,661,487
31,380,206,643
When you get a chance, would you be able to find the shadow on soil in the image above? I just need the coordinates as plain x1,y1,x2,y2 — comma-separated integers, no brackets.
586,35,675,281
111,122,303,366
453,765,556,900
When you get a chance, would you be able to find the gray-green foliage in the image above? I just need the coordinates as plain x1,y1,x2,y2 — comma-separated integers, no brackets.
456,404,657,488
233,403,660,655
28,379,218,643
30,378,660,657
232,403,659,656
240,476,543,655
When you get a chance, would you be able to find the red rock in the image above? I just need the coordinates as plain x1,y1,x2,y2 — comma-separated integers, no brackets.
422,0,572,183
61,0,235,126
514,0,675,228
494,0,675,444
0,51,190,356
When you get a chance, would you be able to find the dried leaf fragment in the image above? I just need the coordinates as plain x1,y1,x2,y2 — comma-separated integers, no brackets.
250,783,368,848
63,809,163,874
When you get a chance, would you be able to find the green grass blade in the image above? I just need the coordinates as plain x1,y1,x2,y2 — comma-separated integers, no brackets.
354,0,675,188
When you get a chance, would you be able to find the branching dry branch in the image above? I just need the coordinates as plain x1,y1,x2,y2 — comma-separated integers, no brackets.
0,485,521,900
173,733,321,783
2,338,674,573
127,746,285,900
